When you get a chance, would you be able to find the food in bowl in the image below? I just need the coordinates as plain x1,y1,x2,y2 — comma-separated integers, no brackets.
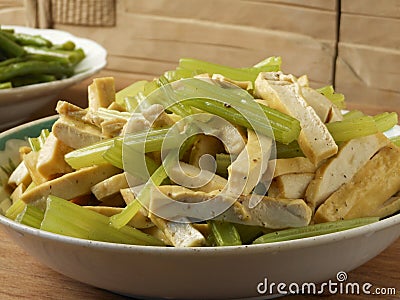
0,25,85,89
1,57,400,248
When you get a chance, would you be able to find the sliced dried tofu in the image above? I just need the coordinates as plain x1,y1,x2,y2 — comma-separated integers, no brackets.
211,73,253,90
36,133,74,180
101,118,126,138
189,134,224,169
20,164,120,204
52,116,103,149
56,100,87,120
314,146,400,223
301,87,335,123
149,213,206,247
169,161,227,193
269,173,314,199
91,173,130,201
255,73,338,165
153,185,311,229
8,161,31,188
227,129,273,195
142,104,175,128
306,133,390,210
23,151,47,185
88,77,115,111
10,183,25,203
272,157,316,178
374,196,400,219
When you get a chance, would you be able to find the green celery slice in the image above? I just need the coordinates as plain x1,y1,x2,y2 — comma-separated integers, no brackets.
15,205,44,229
41,196,164,246
208,220,242,246
253,217,379,244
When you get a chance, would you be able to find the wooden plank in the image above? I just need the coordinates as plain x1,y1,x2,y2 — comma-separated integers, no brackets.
122,0,337,40
340,14,400,48
56,11,336,84
341,0,400,18
0,7,26,25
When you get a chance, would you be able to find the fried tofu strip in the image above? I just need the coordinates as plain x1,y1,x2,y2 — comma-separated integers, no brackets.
306,133,390,210
314,146,400,223
255,72,338,165
269,173,314,199
20,164,120,204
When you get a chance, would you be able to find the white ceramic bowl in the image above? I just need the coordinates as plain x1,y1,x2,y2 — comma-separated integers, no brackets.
0,26,107,131
0,117,399,300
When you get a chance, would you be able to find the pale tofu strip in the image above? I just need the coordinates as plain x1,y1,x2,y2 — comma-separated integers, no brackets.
314,146,400,223
269,173,314,199
306,133,390,210
149,213,206,247
211,73,253,90
272,157,316,178
119,188,154,229
227,129,273,195
56,100,87,121
8,161,31,188
10,183,25,203
189,134,224,169
218,194,312,229
20,164,120,204
36,133,74,180
255,73,338,165
152,185,311,229
169,161,227,193
374,196,400,219
88,77,115,111
84,205,153,229
91,173,131,201
23,151,47,185
141,104,175,128
52,116,103,149
300,86,343,123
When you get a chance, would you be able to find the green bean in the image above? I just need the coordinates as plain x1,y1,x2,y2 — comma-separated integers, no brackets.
0,31,25,58
14,33,52,47
24,46,85,65
0,60,74,82
11,74,57,87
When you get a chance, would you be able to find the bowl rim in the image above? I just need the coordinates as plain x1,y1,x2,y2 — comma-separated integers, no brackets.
0,25,106,97
0,116,399,254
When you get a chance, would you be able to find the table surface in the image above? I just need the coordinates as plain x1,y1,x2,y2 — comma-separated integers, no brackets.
1,73,399,300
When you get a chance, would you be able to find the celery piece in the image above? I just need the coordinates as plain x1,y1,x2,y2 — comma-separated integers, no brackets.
208,220,242,246
0,82,12,89
276,140,304,158
65,138,116,169
343,110,365,120
109,135,195,229
316,85,345,109
143,80,159,96
390,136,400,147
109,153,171,229
97,108,131,121
103,139,159,177
233,223,264,244
173,78,300,144
41,196,164,246
124,96,141,112
253,217,379,244
115,80,148,105
326,116,378,142
179,57,281,82
5,198,26,220
164,67,197,82
216,153,231,178
15,205,44,229
5,182,36,220
251,56,282,69
28,129,50,152
373,112,398,132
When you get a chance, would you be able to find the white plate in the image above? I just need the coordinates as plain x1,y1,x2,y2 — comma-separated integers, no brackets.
0,26,107,131
0,117,399,300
